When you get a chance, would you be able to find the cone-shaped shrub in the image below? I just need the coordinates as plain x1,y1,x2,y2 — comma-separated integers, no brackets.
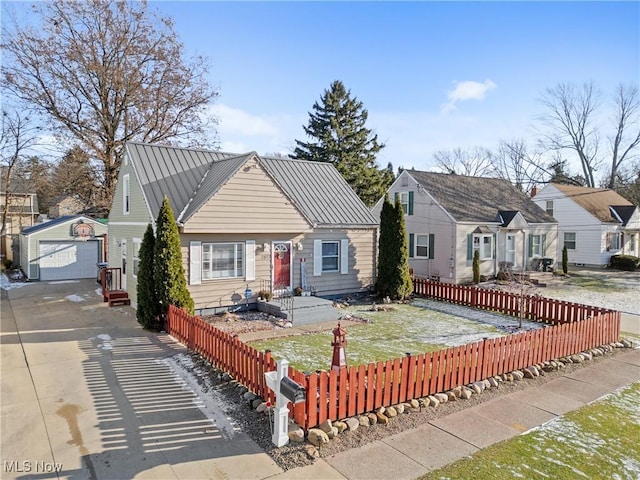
154,196,194,319
136,223,161,330
376,194,413,300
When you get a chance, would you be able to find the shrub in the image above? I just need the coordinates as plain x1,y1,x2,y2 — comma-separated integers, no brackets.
137,223,161,330
258,290,272,301
610,254,640,271
154,196,194,317
2,258,13,270
562,245,568,274
472,250,480,284
496,270,509,281
376,194,412,300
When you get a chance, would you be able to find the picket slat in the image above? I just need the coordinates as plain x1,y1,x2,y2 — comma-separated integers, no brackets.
166,279,620,431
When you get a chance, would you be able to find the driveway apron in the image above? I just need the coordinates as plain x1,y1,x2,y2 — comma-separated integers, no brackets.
1,280,281,480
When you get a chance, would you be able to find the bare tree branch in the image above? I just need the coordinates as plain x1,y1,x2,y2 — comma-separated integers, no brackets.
608,84,640,189
537,81,601,187
433,146,495,177
2,0,218,211
0,110,41,237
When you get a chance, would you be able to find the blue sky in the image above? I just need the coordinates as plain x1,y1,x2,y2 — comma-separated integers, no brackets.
5,1,639,173
156,1,638,171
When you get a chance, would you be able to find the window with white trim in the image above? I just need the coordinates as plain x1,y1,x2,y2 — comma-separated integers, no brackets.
610,232,621,250
545,200,554,217
132,238,141,277
530,235,542,256
416,235,430,258
123,174,130,214
564,232,576,250
202,242,244,279
399,192,409,214
322,241,339,272
473,234,494,260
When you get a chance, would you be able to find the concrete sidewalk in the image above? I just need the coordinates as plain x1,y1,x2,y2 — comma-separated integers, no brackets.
269,347,640,480
2,280,639,480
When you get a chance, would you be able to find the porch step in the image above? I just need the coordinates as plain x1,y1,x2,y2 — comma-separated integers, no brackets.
258,296,342,326
105,290,131,307
281,304,342,326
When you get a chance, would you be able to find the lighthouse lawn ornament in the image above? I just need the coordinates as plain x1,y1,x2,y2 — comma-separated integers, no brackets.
331,323,347,371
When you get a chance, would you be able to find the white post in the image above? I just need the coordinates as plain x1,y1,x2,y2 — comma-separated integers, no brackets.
273,359,290,447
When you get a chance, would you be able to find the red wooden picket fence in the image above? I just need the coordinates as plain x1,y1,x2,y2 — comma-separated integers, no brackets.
413,277,611,324
166,279,621,430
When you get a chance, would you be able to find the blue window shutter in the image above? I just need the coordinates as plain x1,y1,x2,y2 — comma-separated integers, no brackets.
528,235,533,257
429,234,435,259
409,233,414,258
408,191,414,215
541,234,547,256
467,233,473,260
394,192,399,204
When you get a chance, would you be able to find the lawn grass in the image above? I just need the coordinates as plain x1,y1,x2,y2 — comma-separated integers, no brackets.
565,273,621,291
248,303,507,372
420,382,640,480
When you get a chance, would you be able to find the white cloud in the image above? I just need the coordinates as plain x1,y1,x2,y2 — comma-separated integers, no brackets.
209,103,303,155
442,79,497,113
212,104,280,137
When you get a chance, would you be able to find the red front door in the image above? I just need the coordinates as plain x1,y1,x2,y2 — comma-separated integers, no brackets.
273,242,291,291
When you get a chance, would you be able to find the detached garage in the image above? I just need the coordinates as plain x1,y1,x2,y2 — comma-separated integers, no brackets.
19,215,107,281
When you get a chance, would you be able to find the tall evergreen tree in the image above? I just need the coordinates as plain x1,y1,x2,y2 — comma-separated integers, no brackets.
154,196,194,319
391,198,414,300
293,80,393,207
137,223,161,330
376,195,413,300
375,194,395,296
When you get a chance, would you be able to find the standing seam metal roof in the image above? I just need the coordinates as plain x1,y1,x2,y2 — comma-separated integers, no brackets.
125,143,377,227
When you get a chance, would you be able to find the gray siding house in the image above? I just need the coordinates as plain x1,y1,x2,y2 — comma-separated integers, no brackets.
19,215,107,281
372,170,558,283
108,143,378,313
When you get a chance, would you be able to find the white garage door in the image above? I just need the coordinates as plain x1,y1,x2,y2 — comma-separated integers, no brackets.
39,241,99,281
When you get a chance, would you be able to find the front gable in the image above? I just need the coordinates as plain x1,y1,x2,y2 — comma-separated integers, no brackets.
498,211,529,230
623,207,640,230
182,157,312,234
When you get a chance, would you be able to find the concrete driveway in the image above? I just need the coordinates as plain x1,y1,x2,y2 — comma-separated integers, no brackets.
1,280,282,480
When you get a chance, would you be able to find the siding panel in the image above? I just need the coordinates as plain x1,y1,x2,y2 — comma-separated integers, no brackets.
183,159,312,234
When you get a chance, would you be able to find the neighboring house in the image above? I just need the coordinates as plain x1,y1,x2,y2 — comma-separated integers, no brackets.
107,142,378,313
49,195,86,218
19,215,108,281
372,170,558,283
0,169,39,262
533,183,640,267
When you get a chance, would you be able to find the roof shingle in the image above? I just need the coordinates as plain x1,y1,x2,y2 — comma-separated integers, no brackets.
408,171,556,224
